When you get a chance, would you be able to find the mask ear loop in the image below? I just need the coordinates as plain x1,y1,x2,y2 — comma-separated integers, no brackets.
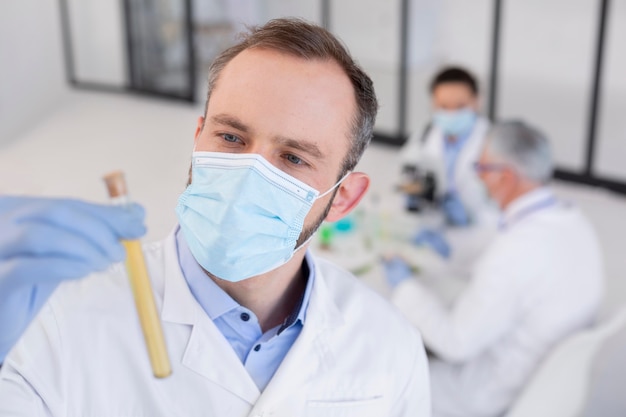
317,171,352,199
293,171,353,253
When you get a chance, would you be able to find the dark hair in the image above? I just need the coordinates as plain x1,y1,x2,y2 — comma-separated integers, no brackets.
203,18,378,176
429,66,478,96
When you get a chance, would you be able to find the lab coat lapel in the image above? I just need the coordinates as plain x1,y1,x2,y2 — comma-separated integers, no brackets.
423,127,448,194
249,263,345,413
456,117,488,183
161,231,261,405
182,319,261,404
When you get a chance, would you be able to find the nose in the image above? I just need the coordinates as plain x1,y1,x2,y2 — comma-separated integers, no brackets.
247,144,270,161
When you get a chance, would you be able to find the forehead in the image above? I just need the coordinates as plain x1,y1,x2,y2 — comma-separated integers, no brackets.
432,82,475,100
208,48,356,151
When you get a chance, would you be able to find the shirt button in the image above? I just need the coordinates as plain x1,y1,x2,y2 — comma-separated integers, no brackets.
240,312,250,322
254,344,261,352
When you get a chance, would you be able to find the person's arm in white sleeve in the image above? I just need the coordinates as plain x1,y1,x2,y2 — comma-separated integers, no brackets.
0,302,64,416
391,241,525,363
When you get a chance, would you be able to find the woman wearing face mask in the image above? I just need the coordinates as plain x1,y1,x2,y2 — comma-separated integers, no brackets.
396,67,498,273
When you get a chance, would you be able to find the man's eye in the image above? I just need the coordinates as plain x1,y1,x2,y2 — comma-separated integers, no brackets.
286,154,303,165
222,133,239,143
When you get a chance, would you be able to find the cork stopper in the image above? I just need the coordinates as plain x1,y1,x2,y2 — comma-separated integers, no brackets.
103,170,128,198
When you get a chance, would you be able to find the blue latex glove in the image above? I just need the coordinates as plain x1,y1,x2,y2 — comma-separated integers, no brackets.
0,196,146,362
441,192,470,227
382,256,413,289
411,228,451,259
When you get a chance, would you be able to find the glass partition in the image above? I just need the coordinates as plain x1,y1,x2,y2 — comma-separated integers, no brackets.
594,0,626,182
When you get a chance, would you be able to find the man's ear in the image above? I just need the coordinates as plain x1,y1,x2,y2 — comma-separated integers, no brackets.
325,172,370,222
194,116,204,147
471,96,480,112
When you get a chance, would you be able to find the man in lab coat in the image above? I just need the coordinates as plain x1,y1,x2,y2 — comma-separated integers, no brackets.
0,19,430,416
399,67,497,270
386,120,604,416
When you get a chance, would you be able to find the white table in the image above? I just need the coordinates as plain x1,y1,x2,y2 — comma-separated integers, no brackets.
310,207,466,303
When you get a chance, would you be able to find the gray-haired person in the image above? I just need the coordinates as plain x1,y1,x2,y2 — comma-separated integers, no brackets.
388,120,604,416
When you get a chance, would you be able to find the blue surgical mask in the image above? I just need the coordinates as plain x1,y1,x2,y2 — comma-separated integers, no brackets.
176,152,347,282
432,108,477,137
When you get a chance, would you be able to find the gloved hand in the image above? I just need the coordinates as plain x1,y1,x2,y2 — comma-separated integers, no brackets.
441,192,470,227
0,196,146,362
382,256,413,289
411,228,451,259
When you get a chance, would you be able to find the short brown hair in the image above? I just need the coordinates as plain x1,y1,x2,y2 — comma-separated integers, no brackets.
203,18,378,176
430,66,479,96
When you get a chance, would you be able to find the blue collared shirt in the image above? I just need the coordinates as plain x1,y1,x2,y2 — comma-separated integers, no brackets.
443,130,472,193
175,228,315,391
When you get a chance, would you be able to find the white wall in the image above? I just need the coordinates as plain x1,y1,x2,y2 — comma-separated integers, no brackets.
67,0,127,86
497,0,598,172
331,0,402,135
0,0,69,145
407,0,494,135
330,0,494,136
262,0,321,24
406,0,626,179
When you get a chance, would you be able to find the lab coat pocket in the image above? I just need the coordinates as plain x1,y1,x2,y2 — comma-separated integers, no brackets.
305,396,384,417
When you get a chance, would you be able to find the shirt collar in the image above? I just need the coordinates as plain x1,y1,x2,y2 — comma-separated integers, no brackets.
278,252,314,334
175,226,315,328
501,187,556,228
176,227,238,319
444,129,472,149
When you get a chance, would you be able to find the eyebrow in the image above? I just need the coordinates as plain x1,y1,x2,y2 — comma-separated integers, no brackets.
211,114,250,132
274,136,324,160
211,113,325,160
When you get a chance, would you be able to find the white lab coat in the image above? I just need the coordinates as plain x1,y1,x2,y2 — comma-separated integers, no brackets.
0,231,430,417
391,188,604,417
400,116,492,225
400,117,498,271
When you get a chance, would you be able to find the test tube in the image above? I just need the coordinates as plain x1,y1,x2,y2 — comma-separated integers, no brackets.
103,171,172,379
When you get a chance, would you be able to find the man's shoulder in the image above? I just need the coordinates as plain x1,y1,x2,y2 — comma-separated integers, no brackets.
313,255,390,308
502,204,596,246
312,255,423,344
